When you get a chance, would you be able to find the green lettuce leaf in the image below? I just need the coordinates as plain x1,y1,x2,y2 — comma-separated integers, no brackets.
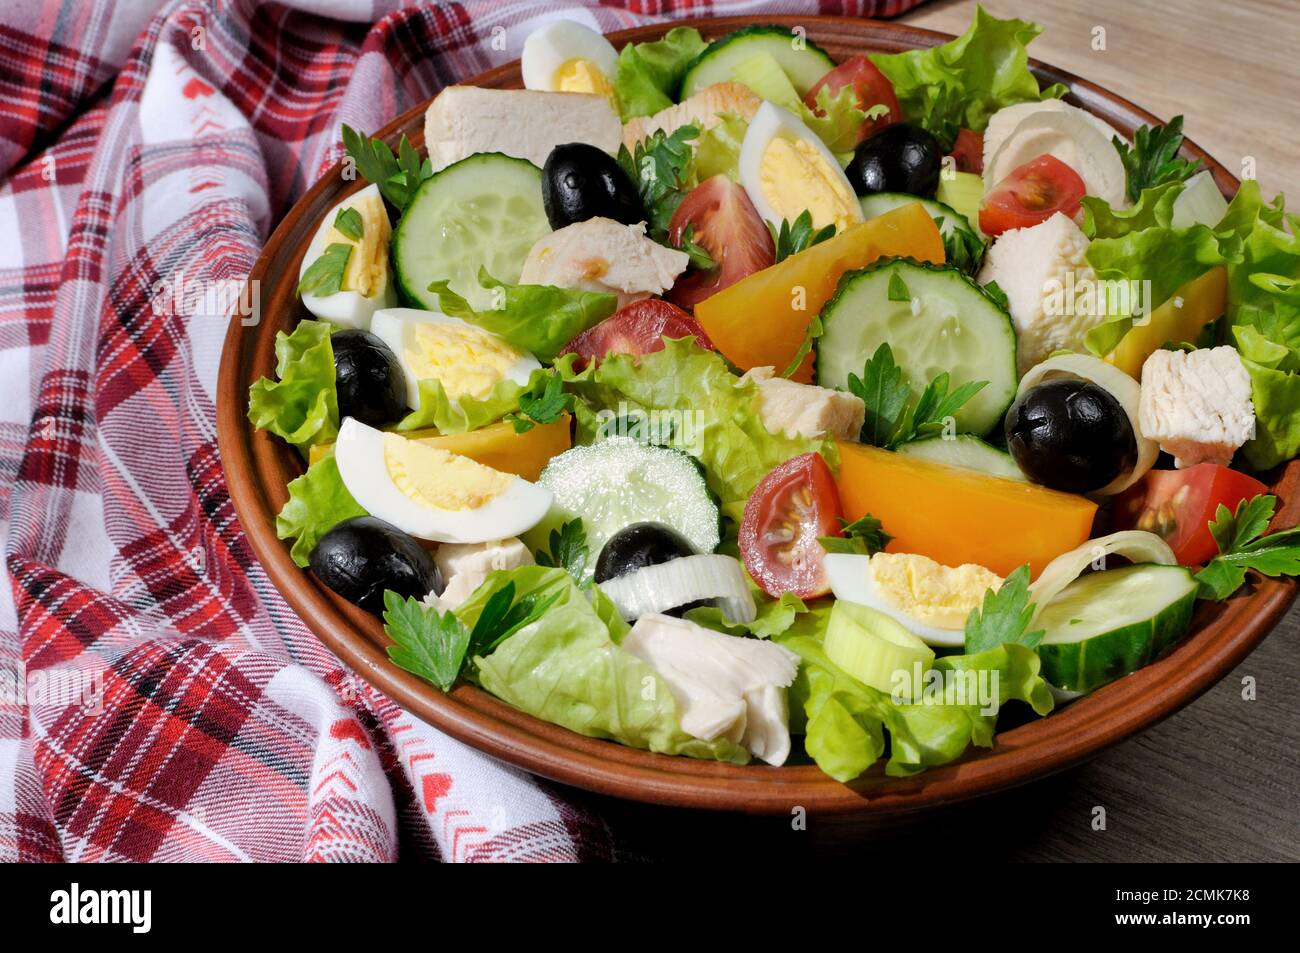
565,337,834,520
800,84,890,158
394,367,557,434
247,319,339,456
685,591,820,639
457,565,748,763
613,27,710,121
275,449,366,567
691,112,748,181
868,5,1066,144
1081,180,1184,240
427,268,618,363
778,631,1052,782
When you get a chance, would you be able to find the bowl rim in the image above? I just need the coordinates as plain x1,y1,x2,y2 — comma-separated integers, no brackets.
216,14,1299,815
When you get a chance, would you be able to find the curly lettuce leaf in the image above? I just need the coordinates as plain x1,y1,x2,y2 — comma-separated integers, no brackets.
275,449,366,567
1081,180,1184,240
613,27,710,121
801,83,890,158
868,5,1066,144
427,269,617,363
393,367,558,434
691,112,748,182
247,319,339,456
457,565,747,763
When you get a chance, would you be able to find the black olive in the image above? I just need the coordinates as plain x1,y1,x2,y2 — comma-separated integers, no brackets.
332,329,407,427
1005,379,1138,494
542,143,643,229
846,123,943,198
595,523,709,615
310,516,441,615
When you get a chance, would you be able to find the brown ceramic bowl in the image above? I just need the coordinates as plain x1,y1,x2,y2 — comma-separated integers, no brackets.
216,16,1299,815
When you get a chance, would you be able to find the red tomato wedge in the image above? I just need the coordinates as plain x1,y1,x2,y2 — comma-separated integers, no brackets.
948,128,984,174
739,453,844,598
802,55,900,142
559,299,713,371
979,154,1086,236
667,175,774,309
1113,464,1269,566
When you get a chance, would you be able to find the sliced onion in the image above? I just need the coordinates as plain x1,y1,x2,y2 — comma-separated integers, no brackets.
1028,530,1176,625
599,554,757,623
1017,352,1158,495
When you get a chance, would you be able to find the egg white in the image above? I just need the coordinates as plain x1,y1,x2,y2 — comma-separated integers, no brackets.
738,101,863,231
334,417,553,544
299,184,397,331
368,307,540,410
824,554,966,648
521,21,617,93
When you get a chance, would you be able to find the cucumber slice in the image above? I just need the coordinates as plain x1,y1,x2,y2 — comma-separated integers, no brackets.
824,601,934,699
935,171,985,237
680,26,835,98
391,153,550,312
816,259,1018,436
857,194,986,275
896,435,1026,481
528,437,720,575
1036,564,1197,694
728,52,802,112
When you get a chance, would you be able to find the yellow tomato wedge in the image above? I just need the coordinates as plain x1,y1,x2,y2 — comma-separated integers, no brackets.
308,414,570,481
834,441,1098,578
1105,266,1227,378
695,203,944,382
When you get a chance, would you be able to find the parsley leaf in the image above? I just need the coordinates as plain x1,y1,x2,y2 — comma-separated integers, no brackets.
819,514,893,556
963,565,1044,653
891,373,988,447
465,581,563,656
674,223,718,272
982,279,1011,313
333,207,363,241
1195,495,1300,600
768,211,836,263
936,217,987,275
534,518,590,582
887,270,911,302
340,123,432,212
1113,116,1205,204
847,342,912,446
297,243,352,297
383,591,471,692
506,371,573,433
616,124,698,241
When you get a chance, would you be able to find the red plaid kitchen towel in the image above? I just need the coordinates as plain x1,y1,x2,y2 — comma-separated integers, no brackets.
0,0,926,863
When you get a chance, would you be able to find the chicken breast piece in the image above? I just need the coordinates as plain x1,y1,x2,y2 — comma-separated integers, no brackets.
621,82,761,150
740,367,866,440
423,86,621,173
519,218,688,308
1138,346,1256,468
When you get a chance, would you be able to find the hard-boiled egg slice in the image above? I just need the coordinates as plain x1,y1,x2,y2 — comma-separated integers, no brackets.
738,101,863,234
368,308,540,410
824,551,1003,648
299,184,397,330
521,21,618,104
335,418,553,543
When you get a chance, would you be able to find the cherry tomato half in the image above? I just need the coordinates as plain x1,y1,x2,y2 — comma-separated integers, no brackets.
667,175,774,309
802,55,901,142
947,128,984,175
558,299,713,371
1113,464,1269,565
979,154,1086,236
739,453,844,598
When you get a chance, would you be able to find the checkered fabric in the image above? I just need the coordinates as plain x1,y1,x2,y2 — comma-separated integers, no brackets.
0,0,926,862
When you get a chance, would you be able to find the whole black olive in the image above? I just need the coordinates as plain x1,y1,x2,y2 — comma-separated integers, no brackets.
596,523,709,617
846,123,943,198
542,143,643,229
332,329,407,427
310,516,441,615
1005,379,1138,494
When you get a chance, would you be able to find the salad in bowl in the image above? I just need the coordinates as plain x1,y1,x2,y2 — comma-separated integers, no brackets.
245,8,1300,784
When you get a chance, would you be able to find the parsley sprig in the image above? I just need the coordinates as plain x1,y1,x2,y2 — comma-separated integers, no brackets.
819,514,892,556
341,123,432,212
506,372,573,433
616,125,698,241
769,211,835,263
1113,116,1205,204
297,243,352,296
534,519,589,583
333,207,363,241
1195,495,1300,600
847,342,988,449
963,566,1044,654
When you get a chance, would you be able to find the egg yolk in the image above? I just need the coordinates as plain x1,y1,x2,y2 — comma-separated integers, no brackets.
383,434,512,511
405,323,524,400
759,136,860,232
553,58,615,102
322,192,390,297
868,552,1003,630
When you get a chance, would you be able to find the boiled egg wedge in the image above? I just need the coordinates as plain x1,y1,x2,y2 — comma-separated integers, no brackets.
299,184,397,330
368,308,540,411
334,418,553,543
521,21,618,104
824,551,1003,648
739,101,863,234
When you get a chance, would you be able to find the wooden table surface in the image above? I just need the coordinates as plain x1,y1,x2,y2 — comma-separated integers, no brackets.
590,0,1300,862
